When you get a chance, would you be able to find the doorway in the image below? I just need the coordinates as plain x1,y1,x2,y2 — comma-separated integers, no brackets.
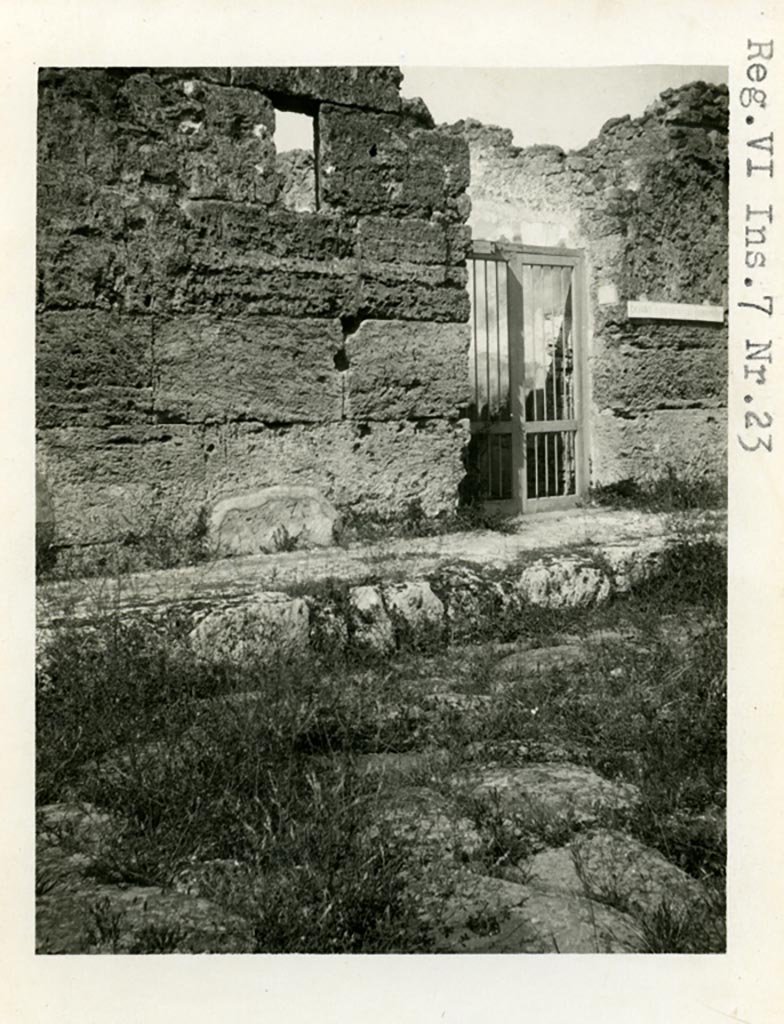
465,242,588,512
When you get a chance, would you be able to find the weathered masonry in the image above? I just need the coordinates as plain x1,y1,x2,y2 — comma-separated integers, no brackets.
452,81,728,506
36,67,472,545
36,71,728,546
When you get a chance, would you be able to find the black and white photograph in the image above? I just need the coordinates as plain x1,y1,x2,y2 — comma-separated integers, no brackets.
2,0,782,1019
34,61,730,956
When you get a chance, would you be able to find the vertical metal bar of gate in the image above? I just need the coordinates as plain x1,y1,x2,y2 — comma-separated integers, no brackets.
483,260,491,496
506,254,524,508
552,267,561,495
495,262,502,497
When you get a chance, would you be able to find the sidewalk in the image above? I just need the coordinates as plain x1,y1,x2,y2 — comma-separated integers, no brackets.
37,507,725,627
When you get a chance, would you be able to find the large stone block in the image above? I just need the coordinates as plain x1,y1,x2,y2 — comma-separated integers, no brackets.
209,485,342,555
230,66,403,112
330,419,471,516
41,71,278,206
153,316,343,423
319,105,470,219
36,214,181,317
181,201,356,261
162,246,358,319
36,312,154,427
177,83,277,204
356,262,470,322
345,320,470,419
37,73,165,198
37,234,126,311
36,177,130,240
593,308,727,349
205,420,469,519
38,72,122,186
357,216,449,265
32,476,162,546
591,408,727,484
39,417,470,544
38,424,202,476
118,74,278,200
37,424,216,542
592,344,726,413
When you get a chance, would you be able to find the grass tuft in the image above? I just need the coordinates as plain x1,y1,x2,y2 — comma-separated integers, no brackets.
589,468,726,513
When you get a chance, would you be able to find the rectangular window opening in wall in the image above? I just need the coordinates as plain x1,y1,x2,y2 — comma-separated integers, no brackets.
466,243,588,513
274,107,319,213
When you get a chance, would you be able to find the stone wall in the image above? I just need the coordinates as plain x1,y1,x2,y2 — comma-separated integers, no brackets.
37,67,472,546
452,82,728,485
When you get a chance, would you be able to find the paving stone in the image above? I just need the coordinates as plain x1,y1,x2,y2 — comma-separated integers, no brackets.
470,763,640,825
495,643,587,682
570,829,708,919
432,870,641,953
36,801,250,954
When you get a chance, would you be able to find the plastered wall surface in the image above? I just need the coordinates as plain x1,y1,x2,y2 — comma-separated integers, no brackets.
37,67,472,545
452,81,728,485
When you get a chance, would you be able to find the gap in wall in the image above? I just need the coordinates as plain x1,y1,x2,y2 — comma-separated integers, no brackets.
274,107,319,213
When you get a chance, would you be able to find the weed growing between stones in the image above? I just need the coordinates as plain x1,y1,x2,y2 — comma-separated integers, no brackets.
454,788,576,880
636,889,726,954
340,497,519,546
38,505,213,582
36,524,58,582
588,467,727,513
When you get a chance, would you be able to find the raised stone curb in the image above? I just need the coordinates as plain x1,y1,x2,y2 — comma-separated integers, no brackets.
348,584,395,654
189,592,310,662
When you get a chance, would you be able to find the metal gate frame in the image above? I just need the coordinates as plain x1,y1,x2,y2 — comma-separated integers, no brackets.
470,240,589,513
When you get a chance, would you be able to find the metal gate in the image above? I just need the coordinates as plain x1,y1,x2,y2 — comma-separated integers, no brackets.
466,243,587,512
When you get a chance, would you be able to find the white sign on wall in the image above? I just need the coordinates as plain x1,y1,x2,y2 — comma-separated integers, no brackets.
627,300,726,323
